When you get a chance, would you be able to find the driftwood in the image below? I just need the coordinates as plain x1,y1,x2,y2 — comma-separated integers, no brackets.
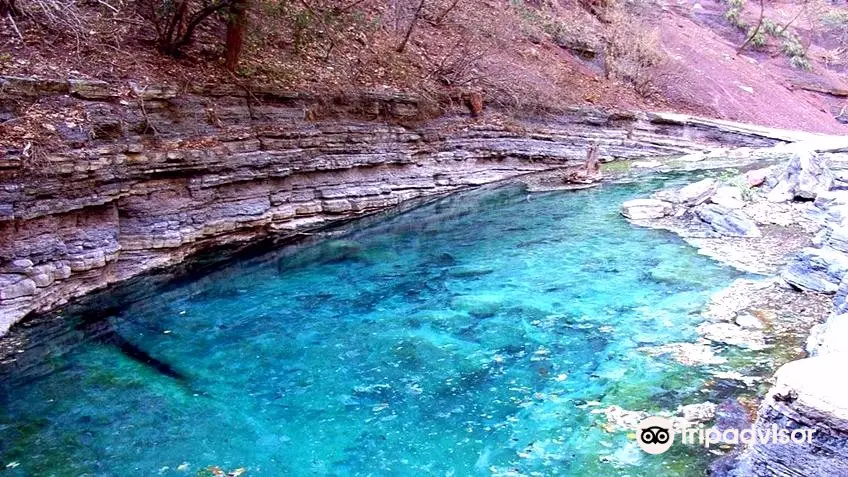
563,144,603,184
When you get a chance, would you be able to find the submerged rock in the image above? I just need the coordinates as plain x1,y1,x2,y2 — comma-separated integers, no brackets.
697,321,767,349
620,199,673,220
640,342,727,365
715,398,754,432
450,294,504,318
735,312,765,330
679,402,717,424
602,405,648,432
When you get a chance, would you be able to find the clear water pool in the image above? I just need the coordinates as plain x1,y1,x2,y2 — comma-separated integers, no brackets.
0,178,747,476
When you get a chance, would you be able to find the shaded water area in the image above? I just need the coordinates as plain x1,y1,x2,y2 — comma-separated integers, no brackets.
0,178,752,476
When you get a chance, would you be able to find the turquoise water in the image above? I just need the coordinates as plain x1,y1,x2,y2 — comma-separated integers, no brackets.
0,179,745,476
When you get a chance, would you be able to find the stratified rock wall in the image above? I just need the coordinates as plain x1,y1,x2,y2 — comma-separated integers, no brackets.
739,354,848,477
0,76,810,334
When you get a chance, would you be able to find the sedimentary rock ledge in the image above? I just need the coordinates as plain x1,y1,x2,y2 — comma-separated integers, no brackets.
0,76,839,335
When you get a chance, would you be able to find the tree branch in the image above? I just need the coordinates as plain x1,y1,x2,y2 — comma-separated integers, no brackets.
737,0,765,55
397,0,426,53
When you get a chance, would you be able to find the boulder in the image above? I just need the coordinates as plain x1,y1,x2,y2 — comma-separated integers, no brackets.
710,186,745,209
678,178,718,206
620,199,673,220
740,354,848,476
694,204,762,237
766,178,794,203
782,246,848,293
697,321,767,349
746,168,769,187
735,312,765,329
767,151,833,202
795,151,834,199
6,259,33,273
811,190,848,225
807,313,848,356
0,274,37,300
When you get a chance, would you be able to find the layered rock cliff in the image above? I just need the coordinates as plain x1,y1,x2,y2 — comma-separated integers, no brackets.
0,76,821,335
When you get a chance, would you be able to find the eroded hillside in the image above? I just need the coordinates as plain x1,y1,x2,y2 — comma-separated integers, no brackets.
0,0,847,146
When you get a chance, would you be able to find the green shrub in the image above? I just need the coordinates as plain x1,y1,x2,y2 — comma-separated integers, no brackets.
725,8,747,30
747,26,766,47
790,55,812,71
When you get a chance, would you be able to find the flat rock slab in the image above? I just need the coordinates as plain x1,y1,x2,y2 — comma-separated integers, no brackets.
620,198,673,220
694,203,762,237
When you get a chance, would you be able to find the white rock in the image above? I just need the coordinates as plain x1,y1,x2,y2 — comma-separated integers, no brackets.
620,199,673,220
767,179,794,203
679,402,716,423
677,152,706,162
678,178,718,206
641,342,727,365
697,321,767,349
807,313,848,356
735,313,765,329
710,186,745,209
632,160,663,169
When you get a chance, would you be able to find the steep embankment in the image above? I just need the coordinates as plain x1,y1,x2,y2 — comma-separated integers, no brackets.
0,75,821,334
2,0,846,135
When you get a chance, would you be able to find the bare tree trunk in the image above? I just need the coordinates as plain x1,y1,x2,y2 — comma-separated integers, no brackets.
0,0,17,16
737,0,765,55
225,0,249,71
164,0,189,51
397,0,426,53
776,0,808,37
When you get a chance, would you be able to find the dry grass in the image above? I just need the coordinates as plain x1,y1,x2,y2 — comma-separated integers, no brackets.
602,2,665,97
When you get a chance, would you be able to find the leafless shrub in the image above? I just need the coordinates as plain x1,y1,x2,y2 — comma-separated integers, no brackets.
603,5,664,96
3,0,88,37
479,56,560,114
136,0,236,56
420,37,487,87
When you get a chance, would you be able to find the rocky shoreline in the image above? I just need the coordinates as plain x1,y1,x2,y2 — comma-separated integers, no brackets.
620,140,848,475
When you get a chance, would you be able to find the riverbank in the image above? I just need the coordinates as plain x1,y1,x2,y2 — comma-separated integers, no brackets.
2,75,833,337
619,140,848,475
